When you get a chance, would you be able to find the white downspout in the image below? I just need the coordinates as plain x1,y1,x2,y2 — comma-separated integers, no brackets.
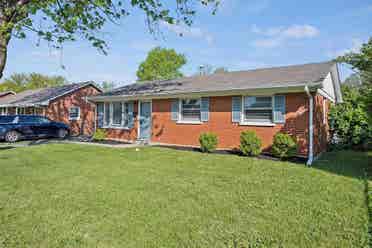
305,85,313,166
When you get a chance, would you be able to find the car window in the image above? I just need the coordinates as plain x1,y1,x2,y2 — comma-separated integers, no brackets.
18,116,50,124
19,116,38,123
0,116,16,124
35,116,50,124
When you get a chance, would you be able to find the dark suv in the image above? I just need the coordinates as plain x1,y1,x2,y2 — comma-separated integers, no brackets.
0,115,70,142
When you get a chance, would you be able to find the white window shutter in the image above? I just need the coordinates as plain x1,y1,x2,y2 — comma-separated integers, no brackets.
232,96,242,123
171,99,179,121
200,97,209,122
97,103,104,127
273,95,286,123
127,101,134,128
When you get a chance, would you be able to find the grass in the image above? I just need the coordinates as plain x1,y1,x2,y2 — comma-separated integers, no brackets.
0,144,369,247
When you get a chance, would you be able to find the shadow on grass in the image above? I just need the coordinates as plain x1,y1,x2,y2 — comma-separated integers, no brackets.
311,150,369,180
313,150,371,245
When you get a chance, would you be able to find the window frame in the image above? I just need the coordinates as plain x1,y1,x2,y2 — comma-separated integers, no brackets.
69,106,80,121
0,107,7,116
178,98,202,124
16,107,26,115
240,95,275,126
101,102,131,129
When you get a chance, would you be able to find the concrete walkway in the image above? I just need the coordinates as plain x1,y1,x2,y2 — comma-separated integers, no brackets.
62,140,144,148
0,138,146,149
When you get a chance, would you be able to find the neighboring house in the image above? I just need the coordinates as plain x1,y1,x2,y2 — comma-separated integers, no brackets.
0,91,15,98
90,62,342,164
0,91,16,115
0,82,102,135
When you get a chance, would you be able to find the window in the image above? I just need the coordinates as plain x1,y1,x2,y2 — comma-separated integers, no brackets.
244,96,273,123
0,116,16,124
181,99,201,122
0,107,7,115
19,116,38,123
69,107,80,120
99,102,133,129
112,102,122,126
16,107,26,115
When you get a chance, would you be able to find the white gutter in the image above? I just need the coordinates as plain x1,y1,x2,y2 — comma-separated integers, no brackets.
305,85,314,166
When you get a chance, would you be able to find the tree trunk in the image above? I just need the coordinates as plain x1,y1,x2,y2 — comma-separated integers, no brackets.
0,31,10,80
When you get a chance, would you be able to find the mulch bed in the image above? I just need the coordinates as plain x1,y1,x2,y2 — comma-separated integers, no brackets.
154,144,307,164
68,136,132,146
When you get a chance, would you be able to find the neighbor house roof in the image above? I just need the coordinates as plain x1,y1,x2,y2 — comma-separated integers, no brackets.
92,61,337,101
0,82,101,107
0,91,15,98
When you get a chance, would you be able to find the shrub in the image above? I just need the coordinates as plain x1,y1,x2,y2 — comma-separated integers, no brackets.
329,85,372,150
271,133,298,159
240,131,262,156
199,133,218,153
92,129,107,141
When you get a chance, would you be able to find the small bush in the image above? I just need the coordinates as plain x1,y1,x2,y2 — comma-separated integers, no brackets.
240,131,262,156
92,129,107,141
199,133,218,153
271,133,298,159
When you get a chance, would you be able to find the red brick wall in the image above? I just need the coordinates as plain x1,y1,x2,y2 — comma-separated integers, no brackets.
46,85,100,136
313,94,330,155
151,93,310,156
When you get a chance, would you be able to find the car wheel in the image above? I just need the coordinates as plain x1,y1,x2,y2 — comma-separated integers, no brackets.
57,129,68,139
5,131,20,143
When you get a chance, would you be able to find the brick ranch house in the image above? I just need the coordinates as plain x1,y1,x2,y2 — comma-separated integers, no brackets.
0,82,102,135
90,62,343,164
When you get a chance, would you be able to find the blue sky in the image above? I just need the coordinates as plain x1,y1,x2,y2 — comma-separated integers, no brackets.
4,0,372,86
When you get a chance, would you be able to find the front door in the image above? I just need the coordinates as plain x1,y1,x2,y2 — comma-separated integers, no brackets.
139,101,151,140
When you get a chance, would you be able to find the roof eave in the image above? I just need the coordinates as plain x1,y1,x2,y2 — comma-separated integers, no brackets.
89,83,323,102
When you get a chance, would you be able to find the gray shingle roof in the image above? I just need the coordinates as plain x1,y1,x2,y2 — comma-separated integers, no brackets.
0,82,101,107
97,61,334,98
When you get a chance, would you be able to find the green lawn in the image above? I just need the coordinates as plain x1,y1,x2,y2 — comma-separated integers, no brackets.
0,144,369,247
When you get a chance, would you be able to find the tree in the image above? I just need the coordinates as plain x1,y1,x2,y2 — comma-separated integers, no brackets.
337,38,372,84
195,65,228,76
337,37,372,115
0,72,67,92
330,37,372,149
0,1,218,80
329,85,371,149
197,64,213,76
136,47,187,81
343,73,362,87
214,67,228,74
100,81,116,92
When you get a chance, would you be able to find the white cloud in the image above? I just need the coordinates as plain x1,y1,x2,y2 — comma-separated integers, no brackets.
281,25,319,38
251,24,320,48
326,38,363,58
160,21,214,45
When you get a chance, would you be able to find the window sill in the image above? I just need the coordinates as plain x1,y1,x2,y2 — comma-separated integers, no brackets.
101,126,131,130
239,122,276,127
176,120,203,125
